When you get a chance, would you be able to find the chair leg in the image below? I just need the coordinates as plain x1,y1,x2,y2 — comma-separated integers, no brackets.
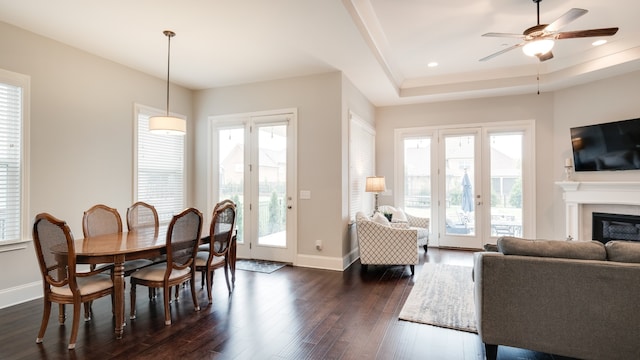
423,245,428,253
36,298,52,344
190,273,200,312
68,302,82,350
130,281,137,320
201,270,205,288
58,304,66,324
206,269,214,304
409,265,415,276
163,285,171,325
83,302,92,321
223,260,232,293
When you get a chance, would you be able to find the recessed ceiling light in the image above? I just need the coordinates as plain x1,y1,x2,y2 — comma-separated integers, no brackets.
427,62,438,68
592,39,607,46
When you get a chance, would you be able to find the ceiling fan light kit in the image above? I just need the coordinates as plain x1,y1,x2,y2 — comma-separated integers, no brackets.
480,0,618,62
522,39,554,57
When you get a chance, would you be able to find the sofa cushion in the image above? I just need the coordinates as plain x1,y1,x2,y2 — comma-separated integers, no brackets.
497,236,606,261
606,240,640,263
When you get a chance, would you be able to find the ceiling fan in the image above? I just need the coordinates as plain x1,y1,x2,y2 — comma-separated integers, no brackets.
480,0,619,62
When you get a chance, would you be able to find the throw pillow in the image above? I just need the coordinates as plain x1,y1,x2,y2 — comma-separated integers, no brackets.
606,240,640,263
391,208,408,223
497,236,606,261
372,212,390,226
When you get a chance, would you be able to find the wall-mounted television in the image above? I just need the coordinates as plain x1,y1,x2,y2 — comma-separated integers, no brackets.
570,118,640,171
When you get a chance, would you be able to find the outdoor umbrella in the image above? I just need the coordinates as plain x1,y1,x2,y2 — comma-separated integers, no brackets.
461,171,474,214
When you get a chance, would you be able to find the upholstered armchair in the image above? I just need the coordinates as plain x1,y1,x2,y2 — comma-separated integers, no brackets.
355,212,419,275
377,205,430,252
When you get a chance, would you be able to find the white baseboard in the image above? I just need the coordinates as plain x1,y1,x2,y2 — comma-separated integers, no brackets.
295,248,360,271
0,281,42,309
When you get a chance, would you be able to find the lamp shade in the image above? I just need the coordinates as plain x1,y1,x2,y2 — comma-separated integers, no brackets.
365,176,386,193
522,39,554,57
149,115,186,135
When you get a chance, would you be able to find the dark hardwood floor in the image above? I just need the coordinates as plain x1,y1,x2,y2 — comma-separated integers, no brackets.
1,248,572,360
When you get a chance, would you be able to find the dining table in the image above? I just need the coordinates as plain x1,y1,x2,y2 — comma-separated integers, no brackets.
50,226,237,339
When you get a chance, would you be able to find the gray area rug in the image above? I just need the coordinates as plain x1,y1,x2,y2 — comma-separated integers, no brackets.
235,259,287,273
399,263,477,333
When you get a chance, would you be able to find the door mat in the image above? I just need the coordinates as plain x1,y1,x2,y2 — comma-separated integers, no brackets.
235,259,288,274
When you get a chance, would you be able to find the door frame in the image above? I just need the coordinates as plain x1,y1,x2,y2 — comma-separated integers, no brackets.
394,120,536,249
207,108,298,263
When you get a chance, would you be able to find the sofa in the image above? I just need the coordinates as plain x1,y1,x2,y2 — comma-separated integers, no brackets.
473,237,640,360
355,211,424,275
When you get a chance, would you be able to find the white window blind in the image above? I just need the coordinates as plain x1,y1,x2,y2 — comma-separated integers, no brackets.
0,76,24,242
349,113,375,220
135,106,185,224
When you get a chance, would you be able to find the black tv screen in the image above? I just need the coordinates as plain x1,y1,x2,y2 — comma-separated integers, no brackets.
570,118,640,171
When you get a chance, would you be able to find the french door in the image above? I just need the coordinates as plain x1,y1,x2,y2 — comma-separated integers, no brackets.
212,110,296,263
395,121,533,249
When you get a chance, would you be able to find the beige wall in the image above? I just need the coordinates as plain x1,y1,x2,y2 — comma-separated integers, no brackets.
0,21,193,306
552,70,640,238
193,72,354,267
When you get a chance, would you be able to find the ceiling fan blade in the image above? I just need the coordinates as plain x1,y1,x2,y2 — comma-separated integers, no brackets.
537,51,554,62
545,8,588,33
479,43,524,62
556,27,619,39
482,32,525,39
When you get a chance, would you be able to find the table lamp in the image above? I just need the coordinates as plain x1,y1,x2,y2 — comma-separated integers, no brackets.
365,176,386,213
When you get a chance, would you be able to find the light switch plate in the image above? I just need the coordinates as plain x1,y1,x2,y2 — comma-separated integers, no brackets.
300,190,311,199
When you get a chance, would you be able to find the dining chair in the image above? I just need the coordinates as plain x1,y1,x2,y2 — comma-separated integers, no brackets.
126,201,159,231
32,213,114,350
83,204,153,317
129,207,203,325
196,200,236,304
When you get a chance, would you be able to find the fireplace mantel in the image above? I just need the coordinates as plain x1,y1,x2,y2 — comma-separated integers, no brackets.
556,181,640,240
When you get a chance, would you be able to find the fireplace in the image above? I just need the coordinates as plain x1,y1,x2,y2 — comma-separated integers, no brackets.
592,212,640,244
556,181,640,241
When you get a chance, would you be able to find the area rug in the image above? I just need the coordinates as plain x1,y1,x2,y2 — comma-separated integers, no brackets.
235,259,287,274
399,263,477,333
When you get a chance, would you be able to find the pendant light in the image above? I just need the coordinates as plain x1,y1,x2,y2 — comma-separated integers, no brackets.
149,30,186,135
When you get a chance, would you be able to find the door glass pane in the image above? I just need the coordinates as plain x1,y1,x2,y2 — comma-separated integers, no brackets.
219,128,245,243
403,137,431,219
257,124,287,247
490,133,523,237
445,135,475,236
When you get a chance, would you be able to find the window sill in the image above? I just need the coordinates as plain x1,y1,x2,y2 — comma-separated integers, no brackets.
0,239,30,253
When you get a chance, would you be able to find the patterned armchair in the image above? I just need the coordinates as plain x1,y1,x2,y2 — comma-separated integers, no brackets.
378,205,430,252
355,212,419,275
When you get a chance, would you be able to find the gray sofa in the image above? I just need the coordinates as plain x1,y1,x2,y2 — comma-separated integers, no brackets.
473,237,640,360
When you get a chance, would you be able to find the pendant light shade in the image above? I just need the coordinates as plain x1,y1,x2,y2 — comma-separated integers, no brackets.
149,30,186,135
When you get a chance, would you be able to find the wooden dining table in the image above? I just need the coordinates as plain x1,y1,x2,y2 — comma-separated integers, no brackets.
51,226,237,339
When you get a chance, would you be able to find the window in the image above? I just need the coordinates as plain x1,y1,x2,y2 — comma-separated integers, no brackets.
0,69,29,243
349,112,375,220
134,105,185,224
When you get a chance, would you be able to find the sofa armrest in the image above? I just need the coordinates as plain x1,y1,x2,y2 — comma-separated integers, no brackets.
356,220,419,265
406,213,429,229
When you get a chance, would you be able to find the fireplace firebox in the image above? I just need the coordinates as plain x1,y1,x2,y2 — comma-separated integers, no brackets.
592,212,640,244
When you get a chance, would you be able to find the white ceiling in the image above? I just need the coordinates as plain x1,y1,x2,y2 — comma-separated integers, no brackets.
1,0,639,106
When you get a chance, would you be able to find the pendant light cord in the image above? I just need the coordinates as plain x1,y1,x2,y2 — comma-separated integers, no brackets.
163,30,175,116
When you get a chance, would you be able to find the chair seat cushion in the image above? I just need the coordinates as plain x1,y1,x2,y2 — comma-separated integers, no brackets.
51,274,113,296
195,251,225,267
131,263,191,282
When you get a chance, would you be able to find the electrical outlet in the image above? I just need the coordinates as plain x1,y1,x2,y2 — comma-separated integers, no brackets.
315,240,322,251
